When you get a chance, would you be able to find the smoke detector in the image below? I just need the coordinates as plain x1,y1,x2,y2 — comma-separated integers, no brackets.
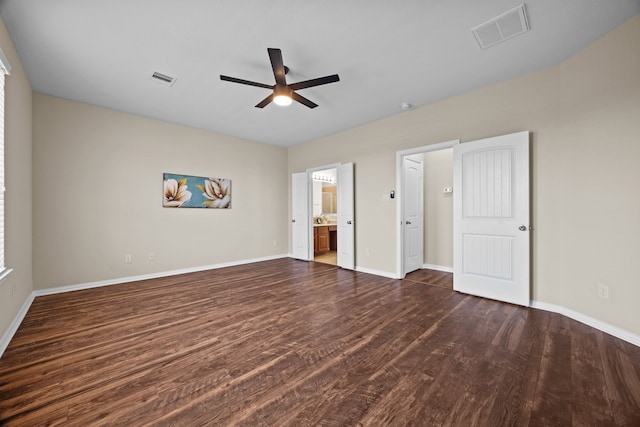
471,4,530,49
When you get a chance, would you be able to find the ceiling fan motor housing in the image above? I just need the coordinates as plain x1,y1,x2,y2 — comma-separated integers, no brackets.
274,85,292,98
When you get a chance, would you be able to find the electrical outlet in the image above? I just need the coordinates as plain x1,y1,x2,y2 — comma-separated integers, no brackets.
148,252,155,261
124,254,132,264
597,284,609,299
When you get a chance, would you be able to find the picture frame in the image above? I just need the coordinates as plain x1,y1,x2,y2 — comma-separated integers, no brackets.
163,173,231,208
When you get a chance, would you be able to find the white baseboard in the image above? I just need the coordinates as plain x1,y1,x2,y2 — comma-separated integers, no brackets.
530,300,640,348
35,254,288,297
0,292,35,358
285,255,401,279
422,264,453,273
355,266,400,279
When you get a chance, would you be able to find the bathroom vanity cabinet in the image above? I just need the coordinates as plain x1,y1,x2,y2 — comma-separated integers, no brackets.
314,225,337,255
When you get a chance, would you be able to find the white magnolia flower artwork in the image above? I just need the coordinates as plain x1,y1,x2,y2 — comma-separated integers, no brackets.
163,178,192,207
163,173,231,209
197,178,231,208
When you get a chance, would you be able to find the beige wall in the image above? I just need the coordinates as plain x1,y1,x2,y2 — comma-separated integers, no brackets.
424,149,453,268
0,18,33,339
289,15,640,335
33,94,288,289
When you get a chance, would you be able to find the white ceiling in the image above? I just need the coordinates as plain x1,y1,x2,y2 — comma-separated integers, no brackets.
1,1,638,147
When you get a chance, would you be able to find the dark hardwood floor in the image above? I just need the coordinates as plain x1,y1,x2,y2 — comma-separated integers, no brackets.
1,258,639,426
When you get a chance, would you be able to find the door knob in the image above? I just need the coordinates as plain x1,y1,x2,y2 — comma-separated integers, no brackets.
519,225,527,231
292,219,296,223
406,221,412,225
347,220,352,225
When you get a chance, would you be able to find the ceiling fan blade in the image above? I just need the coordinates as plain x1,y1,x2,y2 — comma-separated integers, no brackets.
288,74,340,91
255,94,274,108
292,92,318,109
220,75,273,90
267,48,287,86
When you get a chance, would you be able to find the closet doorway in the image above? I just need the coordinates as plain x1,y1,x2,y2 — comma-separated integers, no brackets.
396,140,459,278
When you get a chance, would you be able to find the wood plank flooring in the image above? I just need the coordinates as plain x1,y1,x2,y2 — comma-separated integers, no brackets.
1,258,640,426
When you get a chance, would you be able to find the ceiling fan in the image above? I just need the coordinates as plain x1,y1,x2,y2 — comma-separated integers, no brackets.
220,48,340,109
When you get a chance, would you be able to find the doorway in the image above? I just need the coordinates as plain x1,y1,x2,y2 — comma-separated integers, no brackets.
396,140,459,278
312,168,338,265
291,163,355,270
396,132,530,306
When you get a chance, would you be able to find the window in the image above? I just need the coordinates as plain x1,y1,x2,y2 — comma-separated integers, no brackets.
0,47,11,282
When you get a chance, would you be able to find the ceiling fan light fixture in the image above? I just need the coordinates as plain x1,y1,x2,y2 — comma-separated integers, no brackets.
274,94,293,106
273,86,293,106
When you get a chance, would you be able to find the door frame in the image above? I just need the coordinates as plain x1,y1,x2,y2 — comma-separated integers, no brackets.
305,163,342,261
396,139,459,278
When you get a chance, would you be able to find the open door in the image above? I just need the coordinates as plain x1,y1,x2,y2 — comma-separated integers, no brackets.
291,171,310,261
337,163,355,270
402,155,424,274
453,131,530,306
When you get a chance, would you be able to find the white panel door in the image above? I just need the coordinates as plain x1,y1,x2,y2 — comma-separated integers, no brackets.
453,131,530,306
402,155,424,274
337,163,355,270
291,172,310,261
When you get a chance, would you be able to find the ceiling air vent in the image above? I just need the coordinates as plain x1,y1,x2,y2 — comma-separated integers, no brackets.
150,71,176,86
471,4,529,49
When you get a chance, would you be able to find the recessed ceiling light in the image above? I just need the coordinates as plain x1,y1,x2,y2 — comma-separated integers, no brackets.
400,102,412,110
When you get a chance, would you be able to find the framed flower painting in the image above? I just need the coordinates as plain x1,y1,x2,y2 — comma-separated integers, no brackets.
163,173,231,208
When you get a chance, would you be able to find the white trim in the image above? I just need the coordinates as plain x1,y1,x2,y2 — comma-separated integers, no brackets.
531,300,640,348
0,47,10,75
396,140,460,279
306,163,342,174
0,267,12,285
0,291,35,357
35,254,289,297
289,254,401,280
422,264,453,273
355,266,400,279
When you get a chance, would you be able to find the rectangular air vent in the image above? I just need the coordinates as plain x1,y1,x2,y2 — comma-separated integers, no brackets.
471,4,529,49
150,71,176,86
